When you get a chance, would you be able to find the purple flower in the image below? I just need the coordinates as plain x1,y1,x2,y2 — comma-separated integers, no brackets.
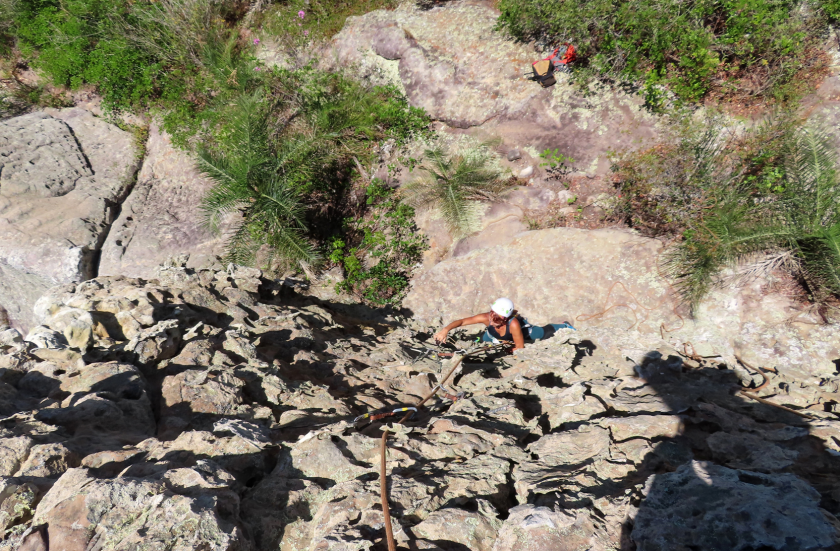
298,10,305,18
253,38,260,45
303,30,309,36
254,67,261,71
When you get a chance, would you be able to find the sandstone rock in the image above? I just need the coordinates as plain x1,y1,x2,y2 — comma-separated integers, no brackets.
507,149,521,161
503,187,555,211
14,443,79,478
34,362,155,438
329,2,661,186
513,426,611,501
125,318,181,368
452,216,528,258
405,227,840,379
410,505,500,551
0,436,33,477
0,110,139,332
0,328,23,353
518,166,534,179
0,481,40,536
537,383,606,430
1,262,837,550
492,505,601,551
138,430,274,484
23,326,68,350
706,431,799,472
31,468,249,550
631,461,839,550
600,415,683,442
99,122,229,279
160,368,246,436
43,307,94,351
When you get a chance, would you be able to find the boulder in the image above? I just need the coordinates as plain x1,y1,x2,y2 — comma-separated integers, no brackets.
631,461,839,550
410,505,500,551
13,443,79,478
31,468,249,550
99,122,229,279
33,361,155,439
492,506,601,551
404,227,840,379
23,326,68,350
0,110,139,332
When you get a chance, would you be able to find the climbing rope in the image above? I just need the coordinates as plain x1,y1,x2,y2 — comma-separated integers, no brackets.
734,353,815,418
374,341,511,550
380,428,397,551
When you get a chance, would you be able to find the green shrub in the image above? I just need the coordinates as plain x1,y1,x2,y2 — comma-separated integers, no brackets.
198,65,431,276
330,181,428,305
10,0,165,108
666,125,840,308
496,0,822,103
260,0,398,48
614,112,840,307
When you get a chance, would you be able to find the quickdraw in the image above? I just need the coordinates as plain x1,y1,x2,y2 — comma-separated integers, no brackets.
436,385,465,402
353,407,418,426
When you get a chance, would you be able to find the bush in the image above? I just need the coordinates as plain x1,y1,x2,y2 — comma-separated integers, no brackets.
10,0,165,108
496,0,826,103
613,112,840,308
7,0,243,109
260,0,398,48
666,125,840,307
330,181,428,305
199,65,431,276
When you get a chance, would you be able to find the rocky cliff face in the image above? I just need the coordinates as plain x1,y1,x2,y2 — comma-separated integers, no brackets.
404,227,840,384
0,267,838,550
0,113,229,334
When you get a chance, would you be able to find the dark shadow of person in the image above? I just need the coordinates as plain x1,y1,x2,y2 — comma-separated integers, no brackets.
603,352,840,551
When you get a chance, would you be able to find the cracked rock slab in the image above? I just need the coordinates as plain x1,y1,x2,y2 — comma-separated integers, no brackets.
0,110,139,332
99,122,229,279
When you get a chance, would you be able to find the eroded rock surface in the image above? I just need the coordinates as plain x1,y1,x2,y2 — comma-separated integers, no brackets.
0,109,140,331
99,122,230,280
329,1,660,171
0,266,838,550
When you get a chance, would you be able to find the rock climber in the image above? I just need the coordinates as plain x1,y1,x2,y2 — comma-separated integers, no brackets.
433,297,573,351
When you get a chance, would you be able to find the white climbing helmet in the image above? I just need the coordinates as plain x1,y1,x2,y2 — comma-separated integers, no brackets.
491,297,514,319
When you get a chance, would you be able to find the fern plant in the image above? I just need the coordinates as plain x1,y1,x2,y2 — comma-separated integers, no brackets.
667,125,840,308
403,143,508,236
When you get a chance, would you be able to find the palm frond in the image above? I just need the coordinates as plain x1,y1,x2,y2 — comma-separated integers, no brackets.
404,144,506,236
666,198,794,306
796,223,840,299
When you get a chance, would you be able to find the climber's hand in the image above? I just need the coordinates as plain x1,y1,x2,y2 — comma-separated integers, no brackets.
433,328,448,344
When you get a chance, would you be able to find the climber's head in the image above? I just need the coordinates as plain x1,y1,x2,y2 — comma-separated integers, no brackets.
490,298,514,325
